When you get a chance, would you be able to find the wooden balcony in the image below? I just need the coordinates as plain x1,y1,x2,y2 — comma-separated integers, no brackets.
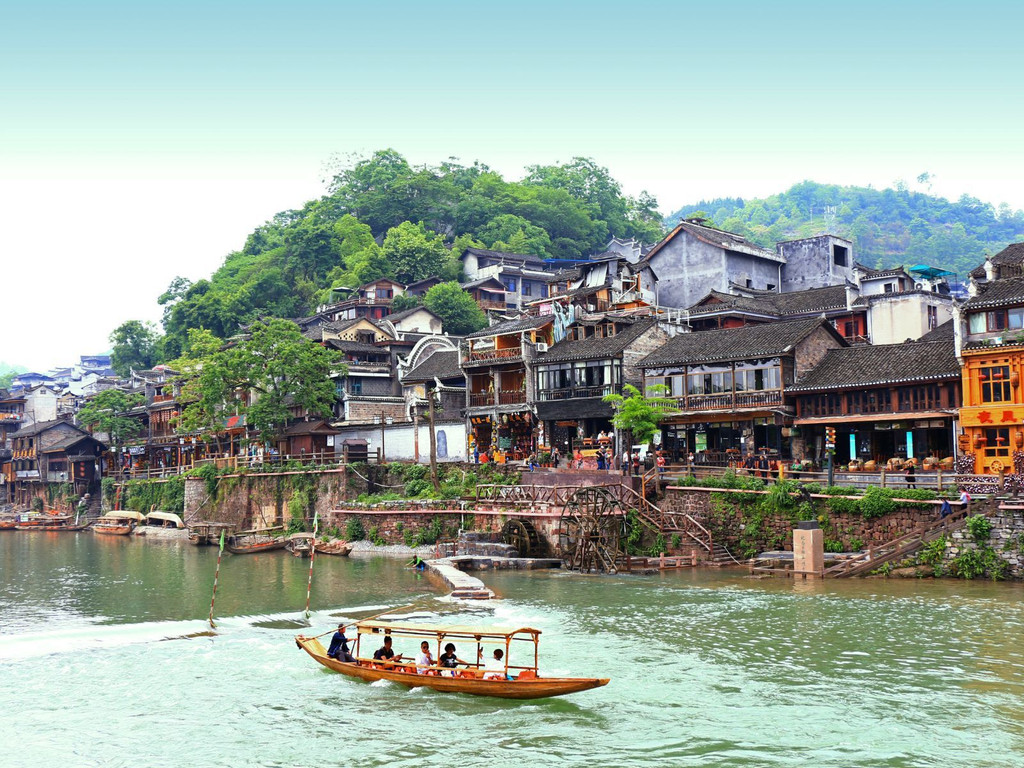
476,299,507,311
469,392,494,407
497,390,526,405
0,412,23,422
539,385,617,401
673,390,784,412
152,394,175,403
463,347,523,365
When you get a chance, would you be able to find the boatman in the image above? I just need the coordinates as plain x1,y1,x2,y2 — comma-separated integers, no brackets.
327,623,356,663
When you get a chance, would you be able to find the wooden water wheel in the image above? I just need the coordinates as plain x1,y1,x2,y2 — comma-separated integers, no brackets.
558,487,625,573
502,518,542,557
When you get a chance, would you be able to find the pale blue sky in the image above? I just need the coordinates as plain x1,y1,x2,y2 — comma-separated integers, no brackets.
2,0,1022,370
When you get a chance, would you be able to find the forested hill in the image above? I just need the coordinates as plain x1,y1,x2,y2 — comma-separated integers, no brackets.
668,181,1024,279
155,150,663,359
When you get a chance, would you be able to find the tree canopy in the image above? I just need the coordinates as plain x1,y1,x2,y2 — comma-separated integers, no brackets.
109,320,161,377
603,384,676,445
77,389,145,451
423,281,488,335
171,320,342,445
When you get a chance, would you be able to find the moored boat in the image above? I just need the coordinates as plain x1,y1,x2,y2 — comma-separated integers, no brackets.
92,511,144,536
315,539,352,557
15,512,86,531
226,534,287,555
286,532,316,557
295,620,609,700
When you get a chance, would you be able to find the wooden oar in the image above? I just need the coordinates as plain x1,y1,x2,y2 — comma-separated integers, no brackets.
308,603,420,640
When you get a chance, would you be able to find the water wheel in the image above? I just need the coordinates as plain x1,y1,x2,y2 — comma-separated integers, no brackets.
558,487,625,573
502,518,542,557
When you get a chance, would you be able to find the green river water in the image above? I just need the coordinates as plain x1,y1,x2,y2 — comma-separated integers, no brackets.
2,531,1023,767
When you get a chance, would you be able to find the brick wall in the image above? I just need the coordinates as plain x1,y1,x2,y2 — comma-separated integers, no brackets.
622,324,670,389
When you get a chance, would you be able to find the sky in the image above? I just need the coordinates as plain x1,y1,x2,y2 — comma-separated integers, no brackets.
2,0,1022,372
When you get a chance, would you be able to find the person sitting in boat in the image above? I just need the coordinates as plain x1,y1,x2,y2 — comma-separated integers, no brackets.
482,648,510,680
372,635,405,665
416,641,436,675
327,624,356,663
438,643,468,677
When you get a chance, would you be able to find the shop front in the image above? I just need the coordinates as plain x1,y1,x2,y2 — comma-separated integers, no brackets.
660,413,788,464
468,411,535,461
794,414,955,466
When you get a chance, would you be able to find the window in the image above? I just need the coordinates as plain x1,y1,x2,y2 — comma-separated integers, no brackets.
832,244,849,267
348,380,362,395
980,365,1011,403
984,427,1010,457
504,278,517,292
766,283,776,291
884,283,895,293
522,282,531,296
375,287,392,299
976,309,1024,332
927,306,938,329
987,311,1007,331
969,313,986,334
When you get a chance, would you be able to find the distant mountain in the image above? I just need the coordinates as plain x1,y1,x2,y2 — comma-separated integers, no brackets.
667,181,1024,279
0,362,26,389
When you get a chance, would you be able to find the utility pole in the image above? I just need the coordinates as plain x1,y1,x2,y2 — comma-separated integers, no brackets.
429,383,440,492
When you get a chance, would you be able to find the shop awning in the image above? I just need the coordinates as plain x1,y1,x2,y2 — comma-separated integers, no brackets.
794,411,953,426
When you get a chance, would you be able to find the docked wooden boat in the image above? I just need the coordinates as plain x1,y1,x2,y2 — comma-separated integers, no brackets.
226,534,287,555
15,513,87,531
314,538,352,557
286,532,316,557
93,511,144,536
188,522,235,545
0,519,17,530
295,620,609,700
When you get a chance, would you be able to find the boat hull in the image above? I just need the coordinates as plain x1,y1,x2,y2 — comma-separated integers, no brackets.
315,541,352,557
295,636,608,700
92,524,134,536
226,539,287,555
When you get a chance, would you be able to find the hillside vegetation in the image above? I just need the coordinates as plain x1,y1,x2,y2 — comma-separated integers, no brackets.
669,180,1024,278
155,150,663,359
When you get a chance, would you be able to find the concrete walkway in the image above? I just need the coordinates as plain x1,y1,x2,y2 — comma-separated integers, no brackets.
425,556,563,599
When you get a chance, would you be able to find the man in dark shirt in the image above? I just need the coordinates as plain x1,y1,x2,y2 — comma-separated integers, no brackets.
327,624,356,663
372,635,404,664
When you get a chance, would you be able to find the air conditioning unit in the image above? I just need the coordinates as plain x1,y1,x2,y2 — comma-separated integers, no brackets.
536,343,549,353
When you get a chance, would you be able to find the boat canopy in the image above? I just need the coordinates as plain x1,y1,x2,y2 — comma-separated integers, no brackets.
102,511,145,522
287,532,316,541
356,619,541,642
145,511,185,527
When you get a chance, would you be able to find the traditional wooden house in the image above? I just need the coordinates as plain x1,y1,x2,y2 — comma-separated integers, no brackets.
461,315,554,458
787,336,960,466
9,419,105,506
639,317,845,462
534,316,667,454
956,270,1024,474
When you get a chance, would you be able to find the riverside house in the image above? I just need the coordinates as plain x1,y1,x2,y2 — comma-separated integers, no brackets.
639,317,845,462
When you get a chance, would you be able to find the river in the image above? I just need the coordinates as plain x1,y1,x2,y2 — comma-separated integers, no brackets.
2,531,1023,767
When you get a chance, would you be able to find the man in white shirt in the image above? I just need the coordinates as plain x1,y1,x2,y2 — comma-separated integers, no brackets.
483,648,509,680
416,641,435,675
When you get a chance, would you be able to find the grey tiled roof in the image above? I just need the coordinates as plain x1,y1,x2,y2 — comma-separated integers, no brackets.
539,318,658,363
464,247,546,265
12,418,82,438
919,319,954,342
969,242,1024,279
403,350,464,383
640,317,837,368
464,315,553,339
787,340,959,391
687,285,861,317
962,276,1024,310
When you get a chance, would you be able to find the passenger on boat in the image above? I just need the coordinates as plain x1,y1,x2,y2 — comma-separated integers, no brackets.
482,648,510,680
327,624,356,663
373,636,405,664
416,641,436,675
438,643,468,677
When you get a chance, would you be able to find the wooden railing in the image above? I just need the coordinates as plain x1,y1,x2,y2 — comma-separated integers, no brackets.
497,390,526,405
464,347,523,364
672,390,784,411
669,463,967,492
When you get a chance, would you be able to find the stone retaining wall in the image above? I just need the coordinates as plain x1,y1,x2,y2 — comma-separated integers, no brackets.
662,486,940,552
943,508,1024,579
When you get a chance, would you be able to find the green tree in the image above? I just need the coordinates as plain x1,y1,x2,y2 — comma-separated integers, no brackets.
380,221,448,285
423,281,488,335
602,384,676,445
77,389,145,460
172,320,342,446
477,214,552,256
109,320,161,376
390,293,423,313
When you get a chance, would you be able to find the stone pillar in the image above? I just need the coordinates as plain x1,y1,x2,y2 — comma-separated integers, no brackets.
793,521,824,578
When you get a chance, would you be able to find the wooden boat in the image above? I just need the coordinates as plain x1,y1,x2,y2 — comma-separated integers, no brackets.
314,538,352,557
286,532,316,557
93,511,144,536
188,522,235,545
226,534,287,555
295,620,609,700
15,513,88,531
0,519,17,530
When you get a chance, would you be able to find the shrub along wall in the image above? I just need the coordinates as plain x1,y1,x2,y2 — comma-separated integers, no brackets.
663,474,947,559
